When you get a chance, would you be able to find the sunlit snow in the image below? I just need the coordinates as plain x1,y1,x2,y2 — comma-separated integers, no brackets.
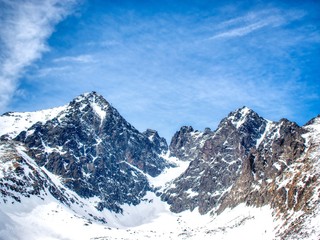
0,106,66,138
0,192,277,240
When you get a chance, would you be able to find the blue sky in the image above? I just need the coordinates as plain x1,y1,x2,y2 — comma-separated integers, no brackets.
0,0,319,140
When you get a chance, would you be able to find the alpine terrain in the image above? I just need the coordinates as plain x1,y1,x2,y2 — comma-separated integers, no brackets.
0,91,319,240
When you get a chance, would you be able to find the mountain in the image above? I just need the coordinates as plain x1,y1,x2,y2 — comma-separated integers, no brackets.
0,93,319,240
162,108,320,239
1,92,170,213
217,116,320,239
162,107,269,214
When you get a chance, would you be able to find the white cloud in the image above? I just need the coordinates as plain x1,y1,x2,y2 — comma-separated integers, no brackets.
53,54,95,63
210,9,305,40
211,21,270,39
0,0,78,112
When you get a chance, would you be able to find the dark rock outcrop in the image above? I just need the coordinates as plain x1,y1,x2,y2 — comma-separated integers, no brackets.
13,92,169,212
169,126,211,162
143,129,168,154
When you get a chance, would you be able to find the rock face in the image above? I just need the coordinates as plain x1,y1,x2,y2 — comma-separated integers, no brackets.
2,92,169,212
169,126,211,161
218,116,320,239
0,141,76,207
163,108,320,238
217,118,307,210
162,107,269,214
143,129,168,154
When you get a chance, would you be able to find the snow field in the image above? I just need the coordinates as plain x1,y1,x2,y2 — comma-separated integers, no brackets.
0,191,277,240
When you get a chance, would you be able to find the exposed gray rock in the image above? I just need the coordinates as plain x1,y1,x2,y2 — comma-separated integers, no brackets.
169,126,210,161
162,107,268,214
217,116,320,239
218,118,307,212
0,140,72,206
13,92,169,212
143,129,168,154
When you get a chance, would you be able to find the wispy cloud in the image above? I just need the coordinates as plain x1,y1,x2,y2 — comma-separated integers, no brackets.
53,54,95,63
210,9,305,40
0,0,78,112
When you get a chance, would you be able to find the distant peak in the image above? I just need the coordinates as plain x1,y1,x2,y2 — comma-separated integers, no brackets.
225,106,263,129
71,91,112,108
84,91,99,97
228,106,254,118
235,106,252,114
66,92,116,122
179,126,194,133
143,129,160,142
304,114,320,127
75,91,104,102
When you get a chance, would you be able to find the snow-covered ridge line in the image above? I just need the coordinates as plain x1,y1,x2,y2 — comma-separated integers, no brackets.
0,105,66,138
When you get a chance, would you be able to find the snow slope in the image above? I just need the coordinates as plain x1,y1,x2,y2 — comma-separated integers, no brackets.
0,192,277,240
0,106,66,138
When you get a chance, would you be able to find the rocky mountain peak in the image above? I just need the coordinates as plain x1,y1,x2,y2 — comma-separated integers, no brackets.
217,106,269,151
162,107,272,214
304,114,320,126
64,91,114,122
8,92,170,212
221,106,264,130
73,91,109,107
143,129,160,140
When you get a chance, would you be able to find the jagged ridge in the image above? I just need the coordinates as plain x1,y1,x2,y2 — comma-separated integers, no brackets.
162,107,269,214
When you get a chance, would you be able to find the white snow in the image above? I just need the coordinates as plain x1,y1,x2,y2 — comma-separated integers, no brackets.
228,107,251,129
0,194,277,240
148,135,154,141
186,188,198,197
0,106,66,138
148,152,190,188
256,120,273,148
90,101,106,125
235,107,250,128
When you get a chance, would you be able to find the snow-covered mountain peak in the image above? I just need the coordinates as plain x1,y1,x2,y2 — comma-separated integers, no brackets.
74,91,109,105
236,106,251,114
68,91,111,119
0,92,117,141
304,114,320,128
226,106,258,129
231,106,251,115
4,92,170,214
